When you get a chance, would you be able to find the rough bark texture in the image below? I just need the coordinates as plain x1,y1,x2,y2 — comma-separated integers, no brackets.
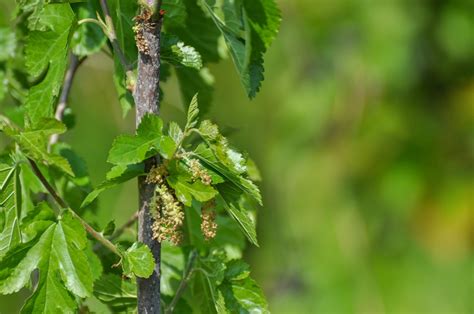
133,8,163,314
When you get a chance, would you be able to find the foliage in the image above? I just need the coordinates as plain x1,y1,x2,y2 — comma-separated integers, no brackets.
0,0,280,313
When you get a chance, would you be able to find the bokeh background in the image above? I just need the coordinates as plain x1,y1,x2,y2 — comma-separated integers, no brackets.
1,0,473,313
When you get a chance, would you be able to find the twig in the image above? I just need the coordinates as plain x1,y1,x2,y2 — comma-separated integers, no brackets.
99,0,132,72
28,158,121,257
165,251,198,314
48,54,84,149
93,211,139,252
110,211,139,241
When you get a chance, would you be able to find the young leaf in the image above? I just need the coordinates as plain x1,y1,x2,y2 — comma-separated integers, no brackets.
169,121,184,145
185,93,200,131
161,34,203,70
107,114,163,165
193,144,262,205
122,242,155,278
0,211,96,313
167,175,217,207
24,4,76,125
0,163,22,258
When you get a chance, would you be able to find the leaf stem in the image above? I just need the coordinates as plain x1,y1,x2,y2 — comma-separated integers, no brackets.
165,250,198,314
99,0,133,72
28,158,122,257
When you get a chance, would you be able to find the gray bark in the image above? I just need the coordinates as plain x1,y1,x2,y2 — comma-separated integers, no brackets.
133,7,163,314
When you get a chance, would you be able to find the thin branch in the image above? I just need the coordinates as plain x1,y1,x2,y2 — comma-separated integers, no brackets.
99,0,132,72
93,211,139,252
165,250,198,314
48,54,84,149
110,211,139,241
28,158,121,257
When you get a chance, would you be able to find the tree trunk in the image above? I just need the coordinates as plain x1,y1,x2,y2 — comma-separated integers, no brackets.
133,4,163,314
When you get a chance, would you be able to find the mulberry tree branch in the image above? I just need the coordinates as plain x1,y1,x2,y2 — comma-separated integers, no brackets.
133,2,164,313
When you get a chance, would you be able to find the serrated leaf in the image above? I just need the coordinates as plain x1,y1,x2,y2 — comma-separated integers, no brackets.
93,273,137,312
24,4,75,125
217,183,258,246
185,93,200,131
162,34,202,70
0,211,96,313
168,121,184,145
202,0,281,98
122,242,155,278
107,114,163,165
167,174,217,207
81,163,145,208
193,144,261,205
0,163,22,258
4,119,73,176
20,202,55,243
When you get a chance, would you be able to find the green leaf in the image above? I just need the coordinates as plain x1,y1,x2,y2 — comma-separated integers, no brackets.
168,0,222,63
219,260,269,314
122,242,155,278
217,183,258,246
168,121,184,145
80,163,145,208
176,67,214,116
202,0,281,98
188,250,226,314
107,114,163,165
0,211,96,313
4,118,73,176
167,174,217,207
185,93,200,131
94,273,137,312
162,34,202,70
24,3,76,125
0,163,22,258
194,144,261,205
71,0,107,57
20,202,55,243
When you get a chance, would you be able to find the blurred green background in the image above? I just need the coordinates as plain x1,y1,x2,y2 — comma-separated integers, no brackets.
1,0,473,313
